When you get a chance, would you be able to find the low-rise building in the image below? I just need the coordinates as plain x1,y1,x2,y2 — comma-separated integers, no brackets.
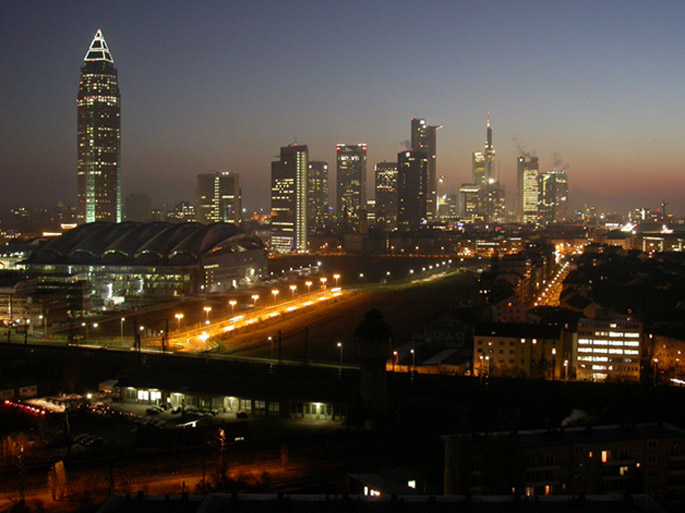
473,323,569,380
576,318,642,382
443,423,685,500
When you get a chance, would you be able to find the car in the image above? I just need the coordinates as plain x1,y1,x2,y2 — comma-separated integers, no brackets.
146,408,160,415
236,411,248,419
160,403,171,410
171,407,182,414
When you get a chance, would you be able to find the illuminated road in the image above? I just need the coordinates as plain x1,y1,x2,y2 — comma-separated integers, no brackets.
162,288,347,352
533,260,572,307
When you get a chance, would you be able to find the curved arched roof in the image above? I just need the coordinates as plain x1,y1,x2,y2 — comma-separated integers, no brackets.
26,221,264,266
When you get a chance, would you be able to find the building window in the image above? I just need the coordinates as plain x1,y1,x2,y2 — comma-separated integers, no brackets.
601,450,610,463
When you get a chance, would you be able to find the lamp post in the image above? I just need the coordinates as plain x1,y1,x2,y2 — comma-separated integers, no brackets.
271,289,279,303
333,274,341,287
337,341,343,368
305,281,312,294
203,306,212,325
392,350,398,372
320,277,327,289
289,285,297,298
174,313,184,330
251,294,259,307
410,348,416,382
120,317,125,340
268,336,273,359
82,322,88,342
551,348,557,380
228,300,237,314
39,314,47,336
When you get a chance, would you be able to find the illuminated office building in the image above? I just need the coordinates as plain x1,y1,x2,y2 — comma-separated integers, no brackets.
336,144,367,229
411,119,441,219
77,29,121,224
397,150,429,228
472,116,503,221
576,318,642,382
538,170,569,224
196,172,241,225
459,184,481,219
307,161,329,233
517,156,540,224
374,161,398,229
271,144,308,253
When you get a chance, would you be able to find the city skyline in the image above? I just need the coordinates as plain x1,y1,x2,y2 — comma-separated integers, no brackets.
1,2,684,215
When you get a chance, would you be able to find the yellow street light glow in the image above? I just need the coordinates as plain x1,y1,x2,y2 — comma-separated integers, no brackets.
199,332,209,342
303,301,313,306
331,287,341,292
285,306,298,312
251,294,260,306
305,281,312,292
332,292,342,297
268,312,279,318
318,296,328,301
271,289,279,300
289,284,297,297
230,315,245,322
223,326,235,332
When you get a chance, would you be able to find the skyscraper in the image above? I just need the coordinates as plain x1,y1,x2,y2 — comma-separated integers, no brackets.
517,156,540,224
307,161,329,233
374,161,398,229
539,170,569,224
77,29,121,224
410,118,441,219
271,144,308,253
336,144,367,229
195,171,241,225
397,150,429,229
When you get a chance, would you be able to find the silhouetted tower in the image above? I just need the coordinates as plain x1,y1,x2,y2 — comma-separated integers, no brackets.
354,309,392,423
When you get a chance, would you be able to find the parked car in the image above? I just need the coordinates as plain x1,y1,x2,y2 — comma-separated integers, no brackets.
236,411,248,419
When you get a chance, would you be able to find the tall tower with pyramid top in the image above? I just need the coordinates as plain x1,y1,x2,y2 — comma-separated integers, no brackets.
77,29,121,224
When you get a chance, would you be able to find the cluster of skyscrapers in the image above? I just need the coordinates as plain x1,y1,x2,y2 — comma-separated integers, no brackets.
75,30,570,255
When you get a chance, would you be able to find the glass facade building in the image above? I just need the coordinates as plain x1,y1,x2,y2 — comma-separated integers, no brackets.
77,30,121,224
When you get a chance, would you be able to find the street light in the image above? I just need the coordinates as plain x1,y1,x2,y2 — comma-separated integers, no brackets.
174,313,184,330
120,317,126,339
410,349,416,381
305,281,312,293
203,306,212,324
268,336,273,359
81,321,88,341
39,314,47,335
289,284,297,298
320,277,327,289
333,274,341,287
337,341,343,368
228,299,237,314
392,350,398,372
251,294,260,307
271,289,279,302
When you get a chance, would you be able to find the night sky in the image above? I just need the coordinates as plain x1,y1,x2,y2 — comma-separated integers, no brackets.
1,1,684,215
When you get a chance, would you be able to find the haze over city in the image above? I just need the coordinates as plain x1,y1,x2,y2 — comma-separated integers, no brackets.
1,0,684,214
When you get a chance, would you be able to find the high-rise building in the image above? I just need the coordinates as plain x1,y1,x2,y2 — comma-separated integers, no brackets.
517,156,540,224
374,161,398,229
336,144,367,229
410,119,441,219
124,193,152,222
195,172,241,225
459,184,481,218
472,151,486,186
576,318,641,382
271,144,308,253
77,29,121,224
397,150,429,229
538,170,569,224
471,116,503,222
307,161,329,233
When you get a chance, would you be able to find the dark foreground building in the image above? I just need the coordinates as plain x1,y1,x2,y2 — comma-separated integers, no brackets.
444,423,685,501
